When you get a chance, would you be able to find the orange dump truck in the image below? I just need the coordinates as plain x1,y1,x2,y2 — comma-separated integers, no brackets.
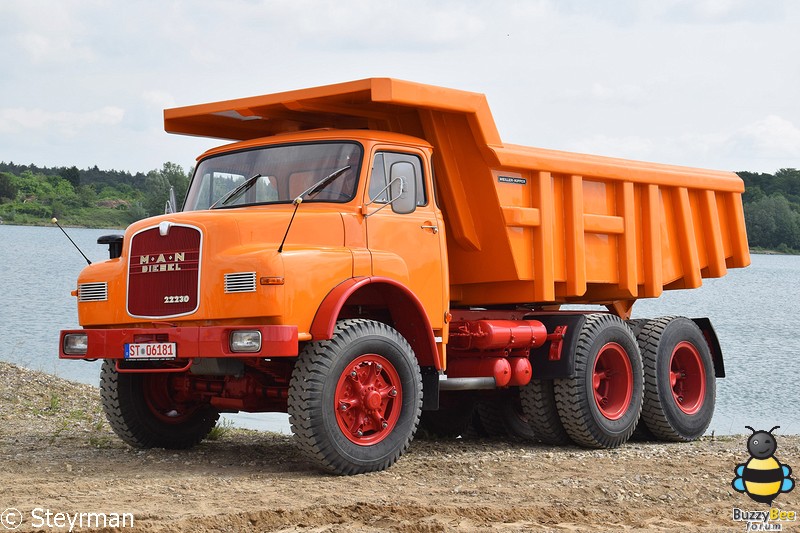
60,79,750,474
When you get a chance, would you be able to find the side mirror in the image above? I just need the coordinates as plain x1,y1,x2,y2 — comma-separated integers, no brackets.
389,162,416,214
98,234,124,259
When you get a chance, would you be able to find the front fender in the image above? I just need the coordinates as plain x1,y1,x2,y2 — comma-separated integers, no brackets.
310,277,441,370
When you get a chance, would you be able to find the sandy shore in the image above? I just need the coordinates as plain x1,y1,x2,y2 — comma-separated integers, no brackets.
1,361,797,532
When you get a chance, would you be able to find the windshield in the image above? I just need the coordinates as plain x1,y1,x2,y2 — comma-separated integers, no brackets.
184,142,363,211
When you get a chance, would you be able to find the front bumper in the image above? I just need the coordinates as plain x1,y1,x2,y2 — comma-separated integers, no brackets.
59,325,298,360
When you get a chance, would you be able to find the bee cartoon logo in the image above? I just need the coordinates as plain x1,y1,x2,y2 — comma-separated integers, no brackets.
732,426,794,504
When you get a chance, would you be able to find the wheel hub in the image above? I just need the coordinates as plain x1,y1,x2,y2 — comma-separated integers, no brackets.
592,342,633,421
669,342,706,415
142,374,200,424
334,354,402,445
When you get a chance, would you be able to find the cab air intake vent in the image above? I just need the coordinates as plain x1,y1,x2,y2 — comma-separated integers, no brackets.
78,282,108,302
225,272,257,293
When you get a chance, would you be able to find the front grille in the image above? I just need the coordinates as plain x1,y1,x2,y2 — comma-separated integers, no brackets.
78,282,108,302
127,224,202,318
225,272,257,293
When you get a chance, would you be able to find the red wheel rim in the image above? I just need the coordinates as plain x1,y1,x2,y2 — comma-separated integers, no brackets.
669,341,706,415
334,354,402,446
592,342,633,421
143,375,199,424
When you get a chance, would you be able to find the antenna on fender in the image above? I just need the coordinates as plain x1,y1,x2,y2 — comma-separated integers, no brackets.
52,218,92,265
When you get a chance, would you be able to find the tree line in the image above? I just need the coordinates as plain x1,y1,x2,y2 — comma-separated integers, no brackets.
0,161,798,252
0,161,189,228
739,169,800,253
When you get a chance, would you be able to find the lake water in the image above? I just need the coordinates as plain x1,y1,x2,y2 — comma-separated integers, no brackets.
1,224,798,435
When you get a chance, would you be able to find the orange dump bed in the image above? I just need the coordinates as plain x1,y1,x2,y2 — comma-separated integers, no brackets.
165,78,750,308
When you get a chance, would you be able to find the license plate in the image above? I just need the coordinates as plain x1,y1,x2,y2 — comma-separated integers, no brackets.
124,343,177,360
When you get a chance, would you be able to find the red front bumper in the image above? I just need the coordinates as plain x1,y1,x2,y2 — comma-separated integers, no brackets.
59,325,298,360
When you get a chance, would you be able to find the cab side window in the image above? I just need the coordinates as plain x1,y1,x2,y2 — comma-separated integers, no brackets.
368,152,427,207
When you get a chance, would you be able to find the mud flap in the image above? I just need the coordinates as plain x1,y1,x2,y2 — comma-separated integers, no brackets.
526,313,589,379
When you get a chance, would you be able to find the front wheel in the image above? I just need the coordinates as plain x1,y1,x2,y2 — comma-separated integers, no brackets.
288,319,422,475
99,360,220,449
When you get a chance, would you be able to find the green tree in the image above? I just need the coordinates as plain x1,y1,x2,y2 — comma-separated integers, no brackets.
774,168,800,204
77,184,98,208
745,193,800,250
0,172,17,200
142,162,191,216
143,170,172,216
160,162,191,206
61,166,80,188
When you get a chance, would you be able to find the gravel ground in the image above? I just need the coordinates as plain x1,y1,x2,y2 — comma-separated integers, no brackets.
0,361,798,532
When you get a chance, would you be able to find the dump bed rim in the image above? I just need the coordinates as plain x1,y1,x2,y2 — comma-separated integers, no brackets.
493,144,744,193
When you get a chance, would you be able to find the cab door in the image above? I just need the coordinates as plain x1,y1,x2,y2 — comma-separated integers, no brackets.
364,150,446,329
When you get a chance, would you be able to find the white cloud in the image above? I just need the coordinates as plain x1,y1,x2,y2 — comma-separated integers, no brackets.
555,115,800,172
565,135,656,161
17,31,95,64
1,0,798,172
665,116,800,169
142,91,177,110
561,82,648,106
659,0,784,23
727,115,800,158
4,2,96,64
0,107,125,137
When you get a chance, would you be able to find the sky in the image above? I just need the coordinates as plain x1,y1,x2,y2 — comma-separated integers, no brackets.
1,0,798,175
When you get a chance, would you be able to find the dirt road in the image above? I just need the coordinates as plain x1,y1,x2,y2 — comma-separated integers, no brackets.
1,361,797,532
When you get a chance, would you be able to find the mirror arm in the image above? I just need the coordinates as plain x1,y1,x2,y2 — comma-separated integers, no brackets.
363,201,392,218
362,176,404,218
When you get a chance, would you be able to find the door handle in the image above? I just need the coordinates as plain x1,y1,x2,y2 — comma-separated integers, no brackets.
421,225,439,234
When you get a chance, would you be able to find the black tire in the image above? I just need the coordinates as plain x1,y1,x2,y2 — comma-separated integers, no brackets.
474,399,507,438
626,318,650,339
626,318,656,441
287,319,422,475
475,391,536,442
554,314,643,448
99,360,219,449
467,408,491,439
637,317,716,441
418,393,475,439
520,379,572,445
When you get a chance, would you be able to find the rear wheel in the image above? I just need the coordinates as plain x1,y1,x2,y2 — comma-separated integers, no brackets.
626,318,651,339
100,360,219,449
626,318,656,441
555,314,643,448
287,319,422,475
520,379,572,445
475,391,536,441
637,317,715,441
418,392,475,439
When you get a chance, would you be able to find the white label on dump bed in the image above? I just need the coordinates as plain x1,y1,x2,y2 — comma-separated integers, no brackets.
498,176,527,185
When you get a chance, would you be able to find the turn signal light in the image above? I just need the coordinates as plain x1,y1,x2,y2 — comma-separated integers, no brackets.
260,277,285,285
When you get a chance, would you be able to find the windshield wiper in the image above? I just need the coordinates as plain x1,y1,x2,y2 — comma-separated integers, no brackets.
277,165,352,253
293,165,351,203
210,173,262,209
